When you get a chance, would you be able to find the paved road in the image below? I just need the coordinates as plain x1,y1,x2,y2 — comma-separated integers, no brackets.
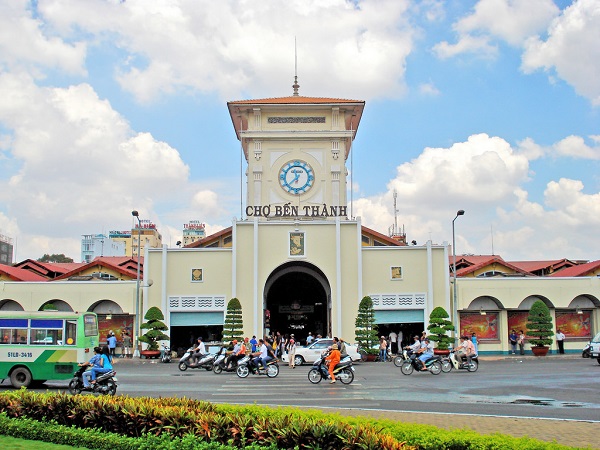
2,354,599,448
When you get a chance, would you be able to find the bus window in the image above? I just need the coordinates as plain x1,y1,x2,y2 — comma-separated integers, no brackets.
65,320,77,345
1,328,27,344
1,330,8,344
83,314,98,337
30,329,63,345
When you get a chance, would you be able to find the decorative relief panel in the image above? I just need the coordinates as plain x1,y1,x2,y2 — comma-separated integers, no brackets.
268,117,325,123
370,293,426,310
169,295,226,311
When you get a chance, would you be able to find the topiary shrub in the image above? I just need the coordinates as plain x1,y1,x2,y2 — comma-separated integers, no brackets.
427,306,455,351
355,296,379,355
139,306,169,351
222,298,243,342
526,300,553,347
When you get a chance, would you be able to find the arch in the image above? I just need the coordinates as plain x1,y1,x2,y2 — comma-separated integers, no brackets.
89,300,124,314
466,296,505,310
39,299,73,312
264,261,331,339
568,294,600,309
0,299,24,311
517,295,554,310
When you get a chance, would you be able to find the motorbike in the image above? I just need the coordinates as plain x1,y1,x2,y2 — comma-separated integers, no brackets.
393,349,412,367
68,365,118,395
161,343,172,363
308,354,355,384
400,353,442,375
178,347,216,371
446,350,478,372
236,354,279,378
582,342,591,358
213,347,240,374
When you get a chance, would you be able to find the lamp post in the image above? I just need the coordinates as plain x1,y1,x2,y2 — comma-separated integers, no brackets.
452,209,465,339
132,210,142,358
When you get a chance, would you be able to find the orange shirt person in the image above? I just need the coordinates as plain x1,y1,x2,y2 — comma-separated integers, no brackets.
325,346,341,383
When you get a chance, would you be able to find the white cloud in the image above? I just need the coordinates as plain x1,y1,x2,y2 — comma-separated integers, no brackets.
418,82,440,96
35,0,415,102
516,135,600,161
433,0,559,58
353,133,600,260
0,1,86,76
0,73,191,260
522,0,600,105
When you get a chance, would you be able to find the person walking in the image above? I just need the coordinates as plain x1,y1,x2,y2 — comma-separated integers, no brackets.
287,334,297,368
107,332,117,359
378,336,388,362
556,329,566,354
471,332,479,355
389,331,398,355
122,331,132,358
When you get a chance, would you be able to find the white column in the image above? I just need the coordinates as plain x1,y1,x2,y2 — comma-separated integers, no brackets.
335,217,342,336
253,217,259,337
160,244,168,329
426,240,434,321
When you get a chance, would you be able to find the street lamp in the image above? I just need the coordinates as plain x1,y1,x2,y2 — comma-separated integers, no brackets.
452,209,465,339
132,210,142,358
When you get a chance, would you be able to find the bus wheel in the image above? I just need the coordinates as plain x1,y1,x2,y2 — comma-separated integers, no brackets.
10,367,32,388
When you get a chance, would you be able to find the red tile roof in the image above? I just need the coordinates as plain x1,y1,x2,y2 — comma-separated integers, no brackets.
549,260,600,277
52,256,141,281
0,265,48,281
455,256,532,277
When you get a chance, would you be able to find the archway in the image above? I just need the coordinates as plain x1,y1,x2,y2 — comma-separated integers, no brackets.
0,299,24,311
264,262,330,344
39,299,73,312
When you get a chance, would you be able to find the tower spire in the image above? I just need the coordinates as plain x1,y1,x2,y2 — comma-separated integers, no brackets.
292,37,300,96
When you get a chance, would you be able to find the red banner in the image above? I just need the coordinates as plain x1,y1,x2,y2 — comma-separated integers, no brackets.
556,311,592,338
507,311,529,337
459,313,499,340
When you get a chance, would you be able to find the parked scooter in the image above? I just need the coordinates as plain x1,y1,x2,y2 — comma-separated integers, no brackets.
400,354,442,375
161,343,172,363
393,349,411,367
178,347,216,371
236,355,279,378
446,349,479,372
68,365,117,395
582,342,591,358
308,354,355,384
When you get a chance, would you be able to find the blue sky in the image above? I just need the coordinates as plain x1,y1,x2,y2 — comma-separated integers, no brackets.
0,0,598,263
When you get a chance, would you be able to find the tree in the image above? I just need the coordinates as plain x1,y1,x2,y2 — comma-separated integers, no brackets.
354,296,379,355
37,253,74,263
427,306,455,350
526,300,554,347
138,306,169,351
222,298,244,342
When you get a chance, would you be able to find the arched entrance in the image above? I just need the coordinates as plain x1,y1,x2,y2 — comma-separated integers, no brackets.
264,262,330,344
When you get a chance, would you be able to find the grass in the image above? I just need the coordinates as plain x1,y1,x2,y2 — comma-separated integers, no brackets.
0,435,88,449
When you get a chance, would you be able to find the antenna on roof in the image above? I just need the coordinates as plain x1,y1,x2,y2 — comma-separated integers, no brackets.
292,37,300,96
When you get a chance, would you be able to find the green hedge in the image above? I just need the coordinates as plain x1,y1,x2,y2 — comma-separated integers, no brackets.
0,390,583,450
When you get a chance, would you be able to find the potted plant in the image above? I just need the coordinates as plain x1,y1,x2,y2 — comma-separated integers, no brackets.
355,296,380,361
526,300,553,356
222,298,244,342
427,306,455,355
138,306,169,358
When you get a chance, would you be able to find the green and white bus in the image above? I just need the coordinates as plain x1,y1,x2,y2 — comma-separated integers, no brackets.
0,311,99,388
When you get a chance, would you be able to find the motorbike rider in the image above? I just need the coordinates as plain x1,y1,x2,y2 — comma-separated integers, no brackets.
252,338,274,373
190,337,206,366
79,346,103,389
454,335,477,366
404,335,421,357
227,339,247,369
90,346,113,385
417,337,434,371
333,336,347,357
325,345,341,383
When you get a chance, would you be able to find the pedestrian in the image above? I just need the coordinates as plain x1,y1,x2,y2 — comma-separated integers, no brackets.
471,332,479,354
306,332,314,345
378,336,388,362
250,335,258,353
122,331,132,358
556,329,566,354
287,334,296,368
509,329,518,354
397,329,404,349
518,330,525,355
107,332,117,359
389,330,398,355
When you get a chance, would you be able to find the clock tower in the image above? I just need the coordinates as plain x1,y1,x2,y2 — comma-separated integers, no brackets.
227,81,365,220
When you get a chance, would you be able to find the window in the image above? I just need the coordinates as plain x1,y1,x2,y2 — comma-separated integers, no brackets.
83,314,98,337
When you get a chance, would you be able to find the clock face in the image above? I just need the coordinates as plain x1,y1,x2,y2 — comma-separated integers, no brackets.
279,160,314,195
